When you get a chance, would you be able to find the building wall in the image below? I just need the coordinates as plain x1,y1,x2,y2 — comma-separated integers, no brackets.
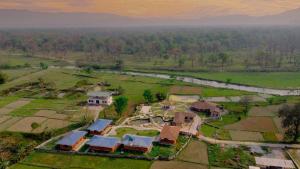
58,137,85,151
87,96,113,106
123,145,152,153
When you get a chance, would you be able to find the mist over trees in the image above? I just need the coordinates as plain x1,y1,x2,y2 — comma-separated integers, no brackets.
1,27,300,71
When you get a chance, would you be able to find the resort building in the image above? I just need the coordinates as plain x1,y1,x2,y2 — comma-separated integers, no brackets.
172,112,196,127
56,131,87,151
87,91,113,106
86,135,121,152
190,100,223,118
122,134,154,153
87,119,113,135
158,125,181,145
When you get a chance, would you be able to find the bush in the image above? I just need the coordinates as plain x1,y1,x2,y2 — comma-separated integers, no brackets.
0,72,7,84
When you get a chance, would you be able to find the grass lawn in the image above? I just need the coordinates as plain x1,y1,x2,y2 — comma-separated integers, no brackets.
113,127,159,138
11,152,152,169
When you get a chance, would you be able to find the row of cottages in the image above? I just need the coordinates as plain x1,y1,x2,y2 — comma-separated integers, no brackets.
56,131,87,151
87,91,113,106
87,119,113,135
190,100,224,118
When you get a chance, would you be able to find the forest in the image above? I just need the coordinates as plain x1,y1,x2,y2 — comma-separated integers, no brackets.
1,27,300,72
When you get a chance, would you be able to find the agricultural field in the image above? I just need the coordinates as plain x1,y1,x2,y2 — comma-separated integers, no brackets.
10,152,152,169
177,140,209,165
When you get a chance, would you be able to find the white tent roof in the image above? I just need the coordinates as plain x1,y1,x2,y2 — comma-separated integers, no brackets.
255,157,295,169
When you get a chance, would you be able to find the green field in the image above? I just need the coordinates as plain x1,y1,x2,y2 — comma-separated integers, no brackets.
10,152,152,169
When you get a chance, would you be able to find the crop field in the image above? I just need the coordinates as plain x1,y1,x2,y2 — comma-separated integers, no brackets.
11,152,152,169
178,140,209,165
229,130,264,141
248,104,286,117
224,117,278,133
150,161,208,169
0,98,32,115
169,95,199,103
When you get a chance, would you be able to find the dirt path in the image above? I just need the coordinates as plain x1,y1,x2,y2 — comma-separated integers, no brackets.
198,135,300,149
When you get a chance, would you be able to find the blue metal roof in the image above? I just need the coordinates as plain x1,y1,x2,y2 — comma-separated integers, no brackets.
56,131,87,146
122,134,154,148
86,136,120,148
87,119,112,132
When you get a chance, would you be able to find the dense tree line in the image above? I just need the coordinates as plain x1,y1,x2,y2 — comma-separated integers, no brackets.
1,27,300,71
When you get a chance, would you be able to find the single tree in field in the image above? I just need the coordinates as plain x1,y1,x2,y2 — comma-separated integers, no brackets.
239,96,252,115
40,62,48,70
156,92,167,101
218,52,229,71
114,96,128,116
143,89,153,103
279,103,300,142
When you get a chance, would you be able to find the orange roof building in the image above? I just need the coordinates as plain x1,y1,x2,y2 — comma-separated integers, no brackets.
159,125,181,145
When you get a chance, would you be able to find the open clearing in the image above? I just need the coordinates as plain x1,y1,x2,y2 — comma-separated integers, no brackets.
229,130,264,141
11,152,152,169
178,140,209,165
224,117,278,133
7,117,47,133
151,161,208,169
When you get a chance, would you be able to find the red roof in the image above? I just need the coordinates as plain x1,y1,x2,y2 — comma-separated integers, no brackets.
191,101,221,113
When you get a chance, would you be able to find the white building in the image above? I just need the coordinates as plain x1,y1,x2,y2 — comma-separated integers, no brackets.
87,91,113,106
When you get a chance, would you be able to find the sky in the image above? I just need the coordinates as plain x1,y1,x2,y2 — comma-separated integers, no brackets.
0,0,300,18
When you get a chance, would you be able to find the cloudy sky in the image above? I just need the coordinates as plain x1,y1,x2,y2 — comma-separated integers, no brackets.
0,0,300,18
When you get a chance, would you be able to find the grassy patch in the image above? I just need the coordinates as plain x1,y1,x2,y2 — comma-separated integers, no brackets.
208,144,255,169
113,127,159,138
0,95,20,108
12,152,152,169
262,132,278,142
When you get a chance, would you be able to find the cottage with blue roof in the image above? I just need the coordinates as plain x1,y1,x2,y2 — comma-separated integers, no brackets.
87,91,113,106
56,131,87,151
86,136,121,152
87,119,113,135
122,134,154,153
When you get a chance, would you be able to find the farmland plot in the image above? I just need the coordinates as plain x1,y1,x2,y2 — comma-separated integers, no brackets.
229,130,264,141
7,117,47,132
178,141,209,165
224,117,278,133
0,99,32,115
151,161,208,169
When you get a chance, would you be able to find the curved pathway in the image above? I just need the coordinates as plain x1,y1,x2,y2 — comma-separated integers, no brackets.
102,70,300,96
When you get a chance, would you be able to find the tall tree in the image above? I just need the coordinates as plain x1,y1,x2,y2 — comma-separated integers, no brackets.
279,103,300,142
114,96,128,116
143,89,153,103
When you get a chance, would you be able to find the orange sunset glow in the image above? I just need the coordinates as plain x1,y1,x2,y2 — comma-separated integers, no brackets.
1,0,300,18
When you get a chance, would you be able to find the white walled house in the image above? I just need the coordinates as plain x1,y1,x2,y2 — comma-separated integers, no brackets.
87,91,113,106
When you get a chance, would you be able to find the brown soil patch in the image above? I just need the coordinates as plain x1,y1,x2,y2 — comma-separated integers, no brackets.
0,99,32,115
34,110,68,120
178,141,209,165
224,117,278,132
249,105,283,117
151,161,208,169
273,117,285,133
229,130,264,141
0,116,11,123
170,85,202,95
0,117,22,131
7,117,47,133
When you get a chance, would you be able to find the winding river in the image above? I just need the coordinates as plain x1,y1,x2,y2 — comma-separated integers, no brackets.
103,70,300,96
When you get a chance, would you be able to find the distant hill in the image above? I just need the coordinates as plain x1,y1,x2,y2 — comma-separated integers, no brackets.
0,8,300,28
